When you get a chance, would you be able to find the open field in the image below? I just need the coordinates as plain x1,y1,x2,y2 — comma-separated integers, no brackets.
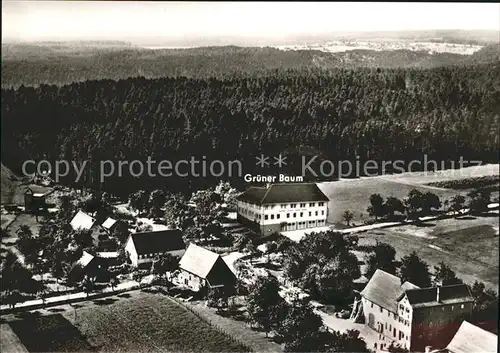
318,178,458,225
318,164,499,224
63,291,247,352
358,214,499,290
8,314,93,352
4,292,248,352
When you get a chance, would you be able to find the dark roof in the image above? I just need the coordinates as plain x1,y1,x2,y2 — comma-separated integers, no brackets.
237,183,329,205
361,269,419,313
130,230,185,255
401,284,474,308
445,321,498,353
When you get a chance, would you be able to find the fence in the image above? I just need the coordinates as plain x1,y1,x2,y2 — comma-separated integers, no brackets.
167,295,253,352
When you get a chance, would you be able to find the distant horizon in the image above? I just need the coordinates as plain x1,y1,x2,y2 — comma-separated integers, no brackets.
2,1,499,45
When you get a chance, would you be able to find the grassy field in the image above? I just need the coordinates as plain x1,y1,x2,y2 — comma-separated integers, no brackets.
59,292,248,352
358,214,499,290
8,314,93,352
5,292,249,352
318,164,499,224
318,178,458,224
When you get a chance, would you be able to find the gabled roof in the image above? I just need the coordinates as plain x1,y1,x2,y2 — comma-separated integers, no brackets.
401,284,474,308
445,321,497,353
129,229,185,255
237,183,329,205
360,269,420,313
101,217,118,230
70,210,96,231
178,244,221,279
76,251,95,268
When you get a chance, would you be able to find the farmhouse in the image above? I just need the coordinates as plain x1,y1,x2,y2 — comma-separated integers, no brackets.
124,229,185,268
24,188,47,213
177,244,237,292
436,320,498,353
70,210,96,231
236,183,329,235
69,251,120,282
356,269,474,351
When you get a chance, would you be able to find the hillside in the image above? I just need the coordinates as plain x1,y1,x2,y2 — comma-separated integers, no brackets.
2,63,499,196
1,163,20,205
2,43,497,88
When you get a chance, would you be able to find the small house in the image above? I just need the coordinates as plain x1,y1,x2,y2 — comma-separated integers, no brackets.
24,188,47,213
124,229,185,268
177,244,237,293
70,210,96,231
69,251,120,283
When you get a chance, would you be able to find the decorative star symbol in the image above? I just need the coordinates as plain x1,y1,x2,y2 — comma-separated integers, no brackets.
255,154,270,168
274,154,287,167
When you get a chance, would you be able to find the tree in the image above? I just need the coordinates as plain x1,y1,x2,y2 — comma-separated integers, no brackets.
109,276,120,292
152,253,179,282
366,243,397,279
82,276,95,298
399,251,431,287
129,190,149,213
449,195,466,217
316,253,361,304
403,189,424,219
207,286,229,312
275,299,323,352
136,222,153,233
433,262,462,286
384,196,405,219
246,275,283,336
148,189,167,218
265,241,277,262
367,194,385,220
342,210,354,226
468,190,491,214
421,192,441,215
325,329,371,353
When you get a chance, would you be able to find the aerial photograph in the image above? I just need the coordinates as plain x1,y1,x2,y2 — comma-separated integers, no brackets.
1,1,499,353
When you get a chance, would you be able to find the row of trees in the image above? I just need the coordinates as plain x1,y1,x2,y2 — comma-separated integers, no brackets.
283,231,361,305
342,188,495,225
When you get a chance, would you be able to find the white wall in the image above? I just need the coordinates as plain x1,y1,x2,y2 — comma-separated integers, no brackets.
124,236,138,267
362,297,412,350
237,200,328,228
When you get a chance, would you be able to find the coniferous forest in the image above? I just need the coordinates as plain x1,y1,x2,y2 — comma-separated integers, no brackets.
2,62,499,196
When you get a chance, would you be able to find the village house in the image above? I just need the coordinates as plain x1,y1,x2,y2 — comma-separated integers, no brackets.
357,269,474,352
69,251,120,283
124,229,185,268
177,244,237,293
435,320,498,353
70,210,96,231
236,183,329,235
24,188,48,213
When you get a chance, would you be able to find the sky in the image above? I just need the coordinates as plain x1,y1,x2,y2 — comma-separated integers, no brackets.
2,1,499,44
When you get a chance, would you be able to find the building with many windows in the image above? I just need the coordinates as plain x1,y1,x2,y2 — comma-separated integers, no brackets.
236,183,329,235
357,269,474,352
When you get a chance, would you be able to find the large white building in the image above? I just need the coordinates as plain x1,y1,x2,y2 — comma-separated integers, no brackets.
236,183,329,235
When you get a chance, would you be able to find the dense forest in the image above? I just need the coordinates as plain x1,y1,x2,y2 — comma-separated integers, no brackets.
2,62,499,196
2,44,499,88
